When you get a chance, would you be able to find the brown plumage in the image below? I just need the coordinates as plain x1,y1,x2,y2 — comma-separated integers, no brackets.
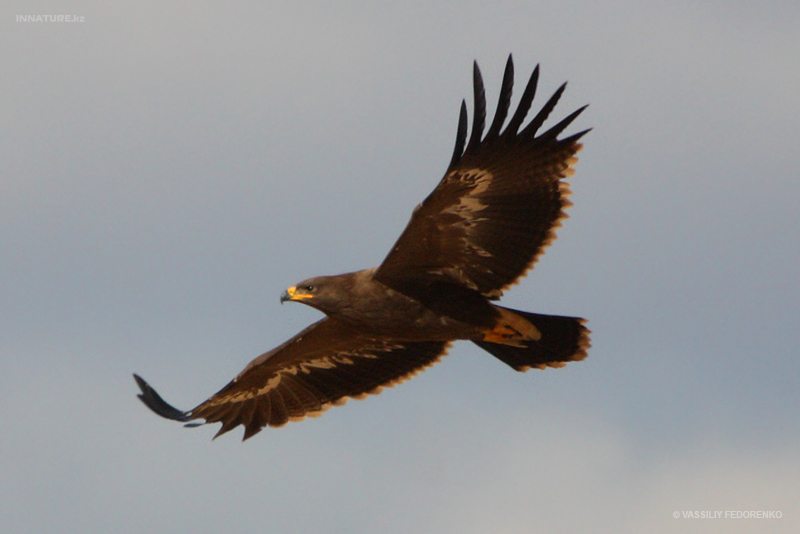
134,55,591,440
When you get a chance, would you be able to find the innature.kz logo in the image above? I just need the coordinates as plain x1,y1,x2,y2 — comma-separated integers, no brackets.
16,15,86,23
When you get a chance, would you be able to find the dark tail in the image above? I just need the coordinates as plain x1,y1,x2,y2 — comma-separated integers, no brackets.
473,308,590,371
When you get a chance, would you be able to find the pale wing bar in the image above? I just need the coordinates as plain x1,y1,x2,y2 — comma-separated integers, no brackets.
135,319,450,440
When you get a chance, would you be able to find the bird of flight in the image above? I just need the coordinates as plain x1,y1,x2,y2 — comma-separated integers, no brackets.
134,55,591,441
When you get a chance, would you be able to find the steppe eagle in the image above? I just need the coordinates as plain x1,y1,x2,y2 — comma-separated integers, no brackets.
134,55,591,440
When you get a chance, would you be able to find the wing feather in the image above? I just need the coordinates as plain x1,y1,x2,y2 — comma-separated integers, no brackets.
375,56,588,298
447,101,468,170
520,82,566,139
134,318,450,440
503,62,538,138
465,61,486,153
484,55,514,142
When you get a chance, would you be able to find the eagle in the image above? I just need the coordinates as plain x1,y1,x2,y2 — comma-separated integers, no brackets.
134,55,591,440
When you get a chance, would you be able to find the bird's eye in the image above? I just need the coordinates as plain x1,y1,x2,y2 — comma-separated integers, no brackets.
303,285,315,292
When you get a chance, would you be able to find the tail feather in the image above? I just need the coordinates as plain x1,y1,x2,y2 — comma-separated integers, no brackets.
474,308,590,371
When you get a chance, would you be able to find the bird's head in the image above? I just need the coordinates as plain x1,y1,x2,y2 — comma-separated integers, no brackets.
280,272,362,317
281,279,319,304
280,275,346,313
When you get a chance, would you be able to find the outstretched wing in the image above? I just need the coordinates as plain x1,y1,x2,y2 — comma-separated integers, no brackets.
135,317,450,440
375,55,589,299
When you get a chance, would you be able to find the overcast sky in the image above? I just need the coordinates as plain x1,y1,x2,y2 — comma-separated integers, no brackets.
2,2,798,533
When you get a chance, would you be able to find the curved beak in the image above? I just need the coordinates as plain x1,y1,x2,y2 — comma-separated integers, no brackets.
281,286,314,304
280,287,294,304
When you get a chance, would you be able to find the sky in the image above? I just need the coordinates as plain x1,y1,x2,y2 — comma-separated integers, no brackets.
2,1,798,532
